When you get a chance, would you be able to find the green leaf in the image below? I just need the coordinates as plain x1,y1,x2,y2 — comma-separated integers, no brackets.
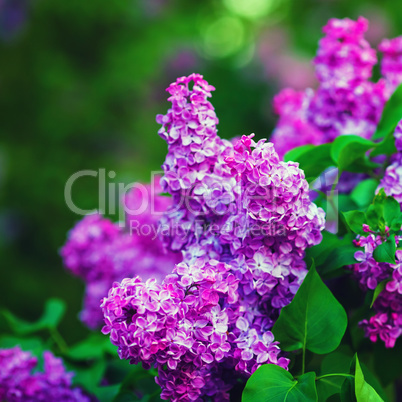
68,334,116,360
372,82,402,140
372,235,396,264
2,298,66,334
370,280,388,308
390,215,402,232
363,190,402,234
306,232,358,277
318,376,344,402
339,355,387,402
364,190,402,232
93,385,121,402
242,364,317,402
284,143,334,181
374,341,402,386
305,231,341,262
114,365,163,401
338,194,360,213
358,364,388,402
319,245,359,277
370,130,397,157
354,356,383,402
70,359,106,393
0,335,44,355
350,179,379,208
330,135,375,172
284,144,316,162
383,197,401,227
341,376,356,402
365,200,384,231
342,211,366,235
317,348,353,401
272,264,347,354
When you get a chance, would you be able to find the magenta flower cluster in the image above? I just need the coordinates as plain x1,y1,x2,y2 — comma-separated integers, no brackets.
101,260,287,401
377,120,402,204
156,73,235,253
350,123,402,348
0,346,90,401
101,73,325,401
61,179,181,329
271,17,402,159
352,234,402,348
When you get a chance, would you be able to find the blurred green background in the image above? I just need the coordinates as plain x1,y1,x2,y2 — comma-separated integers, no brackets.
1,0,402,343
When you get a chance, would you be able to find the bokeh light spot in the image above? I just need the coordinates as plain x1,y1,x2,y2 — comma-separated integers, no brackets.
223,0,275,19
203,16,245,58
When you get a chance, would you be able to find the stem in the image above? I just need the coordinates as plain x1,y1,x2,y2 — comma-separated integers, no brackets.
326,169,342,232
330,169,341,196
316,373,354,381
50,327,69,354
302,346,306,375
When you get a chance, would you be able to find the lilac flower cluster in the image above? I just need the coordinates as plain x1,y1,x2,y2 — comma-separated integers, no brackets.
352,233,402,348
221,134,325,320
352,233,396,291
258,27,316,90
379,36,402,96
351,120,402,348
101,260,288,401
377,160,402,205
377,120,402,205
271,88,322,155
101,74,325,400
0,346,90,401
61,179,181,329
156,73,236,253
271,17,402,159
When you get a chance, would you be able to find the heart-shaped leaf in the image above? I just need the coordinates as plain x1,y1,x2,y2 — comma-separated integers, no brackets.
242,364,317,402
272,264,347,354
342,211,366,235
350,179,379,209
370,280,389,308
330,136,375,172
284,143,334,181
372,235,396,264
354,356,383,402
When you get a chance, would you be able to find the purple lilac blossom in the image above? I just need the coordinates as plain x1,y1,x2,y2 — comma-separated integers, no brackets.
258,27,316,90
0,0,28,41
156,73,236,254
0,346,90,401
352,233,394,291
101,261,289,402
377,120,402,205
61,179,181,329
271,88,322,156
352,237,402,348
377,159,402,205
350,126,402,347
101,74,326,401
379,36,402,96
223,134,325,319
271,17,399,159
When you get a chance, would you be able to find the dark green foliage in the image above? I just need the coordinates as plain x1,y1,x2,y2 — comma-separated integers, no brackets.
242,365,317,402
272,264,347,354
